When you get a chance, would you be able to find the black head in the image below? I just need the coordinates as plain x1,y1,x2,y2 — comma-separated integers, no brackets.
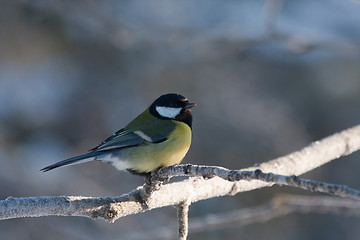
149,93,195,128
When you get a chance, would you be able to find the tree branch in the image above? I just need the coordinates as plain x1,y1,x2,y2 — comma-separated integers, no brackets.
149,166,360,200
1,124,360,223
177,200,190,240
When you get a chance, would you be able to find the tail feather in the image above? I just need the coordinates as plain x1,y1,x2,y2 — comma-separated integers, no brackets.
41,151,105,172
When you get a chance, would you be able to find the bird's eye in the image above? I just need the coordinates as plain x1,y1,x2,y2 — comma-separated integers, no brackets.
179,100,188,107
179,99,188,105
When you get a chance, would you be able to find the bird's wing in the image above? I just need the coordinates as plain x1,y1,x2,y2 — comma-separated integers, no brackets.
90,110,176,152
89,128,146,151
90,124,171,152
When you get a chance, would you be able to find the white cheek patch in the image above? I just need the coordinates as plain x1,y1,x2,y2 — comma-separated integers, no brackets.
156,106,182,119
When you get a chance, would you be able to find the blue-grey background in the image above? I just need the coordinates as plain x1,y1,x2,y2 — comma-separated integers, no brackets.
1,0,360,239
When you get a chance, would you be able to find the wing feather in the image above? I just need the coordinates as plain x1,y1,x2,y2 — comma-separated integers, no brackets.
90,112,174,152
90,130,145,151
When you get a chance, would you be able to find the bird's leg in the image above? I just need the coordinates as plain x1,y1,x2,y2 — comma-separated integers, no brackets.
143,167,171,194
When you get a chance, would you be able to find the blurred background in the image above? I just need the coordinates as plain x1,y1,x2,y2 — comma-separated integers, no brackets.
1,0,360,239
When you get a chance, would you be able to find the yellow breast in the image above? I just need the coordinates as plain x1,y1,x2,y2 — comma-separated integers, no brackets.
128,121,192,173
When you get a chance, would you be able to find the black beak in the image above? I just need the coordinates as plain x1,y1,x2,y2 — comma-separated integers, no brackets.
184,102,196,109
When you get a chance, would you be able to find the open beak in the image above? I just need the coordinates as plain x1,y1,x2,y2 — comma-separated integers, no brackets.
184,102,196,109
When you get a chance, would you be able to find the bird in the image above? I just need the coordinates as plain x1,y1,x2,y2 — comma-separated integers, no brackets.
41,93,195,175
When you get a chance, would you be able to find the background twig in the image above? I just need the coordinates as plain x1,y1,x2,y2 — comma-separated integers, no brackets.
189,194,360,233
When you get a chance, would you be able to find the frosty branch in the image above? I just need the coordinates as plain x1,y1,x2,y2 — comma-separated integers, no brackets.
1,124,360,239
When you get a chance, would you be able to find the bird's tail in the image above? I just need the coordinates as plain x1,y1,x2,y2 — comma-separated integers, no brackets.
40,151,106,172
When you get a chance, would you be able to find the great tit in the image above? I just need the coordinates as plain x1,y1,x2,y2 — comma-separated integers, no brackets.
41,93,195,174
